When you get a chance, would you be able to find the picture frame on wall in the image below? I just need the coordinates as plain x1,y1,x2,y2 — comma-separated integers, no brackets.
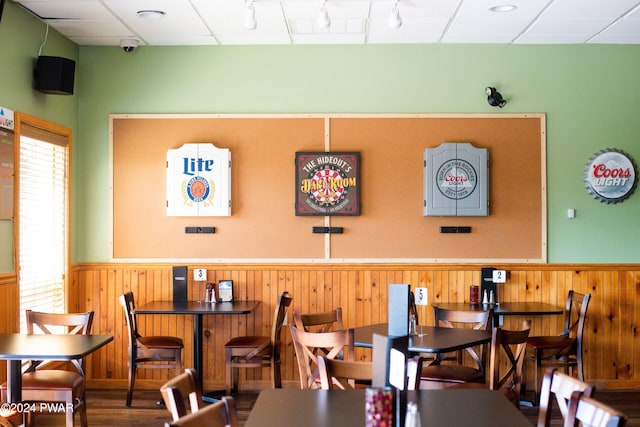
295,152,360,216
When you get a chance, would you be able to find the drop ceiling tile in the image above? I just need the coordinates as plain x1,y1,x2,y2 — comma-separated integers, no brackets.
103,0,211,37
526,18,617,34
515,33,594,44
43,18,133,37
541,0,640,18
16,0,114,20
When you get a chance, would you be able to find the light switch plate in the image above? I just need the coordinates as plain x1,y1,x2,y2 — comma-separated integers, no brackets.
415,287,428,306
492,270,507,283
193,268,207,281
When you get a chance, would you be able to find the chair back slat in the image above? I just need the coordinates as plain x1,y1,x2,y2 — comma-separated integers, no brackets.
293,308,343,334
163,396,238,427
160,368,203,421
563,391,627,427
317,356,372,390
537,367,595,427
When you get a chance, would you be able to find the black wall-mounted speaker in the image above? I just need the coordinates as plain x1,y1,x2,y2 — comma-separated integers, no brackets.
34,56,76,95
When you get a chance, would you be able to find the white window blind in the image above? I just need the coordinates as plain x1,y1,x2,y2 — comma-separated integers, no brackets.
19,126,68,332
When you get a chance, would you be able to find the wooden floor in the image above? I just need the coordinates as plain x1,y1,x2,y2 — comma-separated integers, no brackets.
28,387,640,426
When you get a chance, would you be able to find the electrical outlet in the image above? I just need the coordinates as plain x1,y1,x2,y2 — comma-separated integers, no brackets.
193,268,207,281
415,287,428,306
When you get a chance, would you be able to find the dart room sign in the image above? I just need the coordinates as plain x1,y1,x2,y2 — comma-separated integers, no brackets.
295,152,360,216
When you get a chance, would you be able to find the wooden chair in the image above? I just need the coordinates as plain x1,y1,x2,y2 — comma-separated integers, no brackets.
526,291,591,404
21,310,94,427
293,307,343,333
564,390,627,427
293,308,343,360
289,324,354,389
160,368,203,421
317,355,372,390
224,291,293,394
163,396,238,427
419,306,493,389
0,410,22,427
119,291,184,407
449,320,531,408
537,368,595,427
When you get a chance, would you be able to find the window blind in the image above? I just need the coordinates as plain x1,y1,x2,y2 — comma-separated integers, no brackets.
19,127,68,332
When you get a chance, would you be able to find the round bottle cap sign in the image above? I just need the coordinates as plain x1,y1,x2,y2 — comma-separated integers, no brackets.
584,149,637,204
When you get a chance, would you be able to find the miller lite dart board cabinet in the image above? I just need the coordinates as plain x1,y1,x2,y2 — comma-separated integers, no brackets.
166,143,231,216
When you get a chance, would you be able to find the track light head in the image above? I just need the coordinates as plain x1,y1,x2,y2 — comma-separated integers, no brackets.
244,2,257,30
317,1,331,29
485,86,507,108
389,2,402,29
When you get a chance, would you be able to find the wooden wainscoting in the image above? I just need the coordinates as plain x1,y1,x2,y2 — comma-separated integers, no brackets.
67,263,639,391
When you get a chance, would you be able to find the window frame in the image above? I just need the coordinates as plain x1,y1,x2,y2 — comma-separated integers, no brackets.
14,112,72,323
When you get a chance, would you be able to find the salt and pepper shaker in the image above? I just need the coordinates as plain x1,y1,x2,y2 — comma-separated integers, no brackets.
482,290,489,305
489,290,495,304
405,402,421,427
408,314,417,336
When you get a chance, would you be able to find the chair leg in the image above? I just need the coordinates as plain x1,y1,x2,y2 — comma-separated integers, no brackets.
175,349,182,377
272,358,282,389
534,349,543,405
232,364,239,395
225,349,233,395
126,363,137,407
80,388,88,427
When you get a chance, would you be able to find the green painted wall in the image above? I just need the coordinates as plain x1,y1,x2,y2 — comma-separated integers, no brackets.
0,1,78,273
3,1,640,265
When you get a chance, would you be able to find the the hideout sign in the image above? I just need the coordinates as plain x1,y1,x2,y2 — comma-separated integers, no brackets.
295,152,360,216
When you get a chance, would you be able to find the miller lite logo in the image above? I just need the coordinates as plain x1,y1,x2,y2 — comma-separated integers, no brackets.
584,149,637,204
167,143,231,216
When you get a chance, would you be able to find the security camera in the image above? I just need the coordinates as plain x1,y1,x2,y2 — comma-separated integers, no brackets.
120,39,139,53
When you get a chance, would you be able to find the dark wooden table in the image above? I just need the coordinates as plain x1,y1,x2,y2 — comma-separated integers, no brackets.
354,323,492,354
434,301,563,328
245,388,532,427
0,333,113,403
133,300,259,400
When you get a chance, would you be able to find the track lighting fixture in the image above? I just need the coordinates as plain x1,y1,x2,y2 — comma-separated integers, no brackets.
317,0,331,29
388,1,402,29
485,87,507,108
244,1,257,30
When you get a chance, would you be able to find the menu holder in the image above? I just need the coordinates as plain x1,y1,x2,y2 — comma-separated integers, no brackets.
388,284,410,337
218,280,234,302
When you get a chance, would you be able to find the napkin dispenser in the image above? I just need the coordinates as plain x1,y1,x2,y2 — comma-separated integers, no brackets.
172,266,188,302
481,267,497,304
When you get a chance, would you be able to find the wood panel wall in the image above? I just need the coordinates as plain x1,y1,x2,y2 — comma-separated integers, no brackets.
53,263,639,392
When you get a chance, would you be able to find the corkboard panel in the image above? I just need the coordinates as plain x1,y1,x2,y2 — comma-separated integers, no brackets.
327,116,544,260
112,116,327,259
111,114,544,261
